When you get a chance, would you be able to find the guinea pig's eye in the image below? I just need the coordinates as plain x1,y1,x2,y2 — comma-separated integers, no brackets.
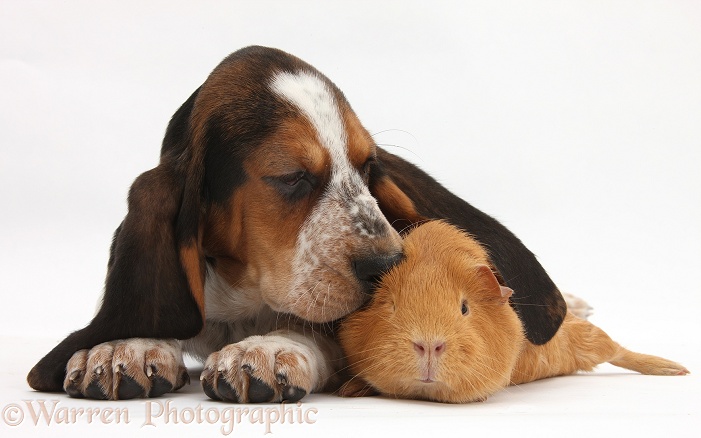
461,300,469,316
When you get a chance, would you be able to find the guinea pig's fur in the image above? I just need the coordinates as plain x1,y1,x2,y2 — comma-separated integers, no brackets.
337,221,689,403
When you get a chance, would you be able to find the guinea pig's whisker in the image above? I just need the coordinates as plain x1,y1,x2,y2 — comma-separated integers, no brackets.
442,354,519,398
335,349,396,376
507,295,530,300
347,361,407,385
337,348,391,370
509,303,550,307
504,379,526,393
396,218,432,235
391,219,409,231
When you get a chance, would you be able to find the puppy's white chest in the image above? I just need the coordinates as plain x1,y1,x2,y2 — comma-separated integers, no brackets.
203,266,269,322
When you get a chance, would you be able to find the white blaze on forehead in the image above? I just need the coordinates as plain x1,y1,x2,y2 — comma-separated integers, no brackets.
270,71,351,183
268,70,397,318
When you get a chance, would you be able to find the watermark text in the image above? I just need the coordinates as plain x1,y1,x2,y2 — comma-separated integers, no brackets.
2,399,318,435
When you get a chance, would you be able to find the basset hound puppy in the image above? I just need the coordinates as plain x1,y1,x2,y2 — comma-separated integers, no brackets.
27,46,567,402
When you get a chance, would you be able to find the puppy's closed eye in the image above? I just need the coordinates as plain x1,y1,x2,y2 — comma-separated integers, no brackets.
266,171,319,202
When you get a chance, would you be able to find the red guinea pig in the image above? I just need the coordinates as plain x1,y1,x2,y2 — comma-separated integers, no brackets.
338,221,688,403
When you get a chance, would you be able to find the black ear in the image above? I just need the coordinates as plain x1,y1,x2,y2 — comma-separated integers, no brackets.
369,147,567,345
27,89,206,392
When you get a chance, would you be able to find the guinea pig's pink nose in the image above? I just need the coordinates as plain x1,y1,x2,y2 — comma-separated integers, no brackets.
413,340,446,358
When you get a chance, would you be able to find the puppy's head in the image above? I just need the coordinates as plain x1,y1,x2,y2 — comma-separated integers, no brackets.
187,46,403,322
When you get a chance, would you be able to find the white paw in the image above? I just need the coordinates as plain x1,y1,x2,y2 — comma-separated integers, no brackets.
200,333,324,403
63,338,188,400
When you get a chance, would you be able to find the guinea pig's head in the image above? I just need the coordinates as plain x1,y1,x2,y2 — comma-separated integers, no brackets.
338,221,524,403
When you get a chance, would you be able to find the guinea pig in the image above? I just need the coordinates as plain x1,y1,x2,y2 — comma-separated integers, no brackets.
337,220,689,403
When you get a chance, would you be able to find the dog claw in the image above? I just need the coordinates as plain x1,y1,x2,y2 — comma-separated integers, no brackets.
68,369,82,382
174,368,190,391
64,374,84,399
276,372,305,401
281,385,306,402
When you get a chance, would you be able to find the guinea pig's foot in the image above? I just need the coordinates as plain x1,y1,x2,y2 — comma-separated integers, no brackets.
336,378,379,397
562,292,593,319
200,334,320,403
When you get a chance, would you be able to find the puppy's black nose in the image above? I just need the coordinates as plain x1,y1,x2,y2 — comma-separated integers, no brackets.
353,253,404,289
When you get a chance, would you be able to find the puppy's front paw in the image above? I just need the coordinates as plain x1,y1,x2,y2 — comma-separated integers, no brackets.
63,338,188,400
200,335,319,403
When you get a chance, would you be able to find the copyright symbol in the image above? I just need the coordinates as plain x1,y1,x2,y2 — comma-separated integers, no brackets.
2,403,24,426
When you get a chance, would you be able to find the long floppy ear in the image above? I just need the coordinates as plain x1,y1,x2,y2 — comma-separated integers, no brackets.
369,147,567,345
27,89,206,392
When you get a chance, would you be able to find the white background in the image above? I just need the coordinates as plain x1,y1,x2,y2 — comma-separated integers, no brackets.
1,1,699,437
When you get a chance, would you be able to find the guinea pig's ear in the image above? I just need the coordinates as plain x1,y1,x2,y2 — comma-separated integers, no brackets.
498,286,514,304
476,265,513,305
